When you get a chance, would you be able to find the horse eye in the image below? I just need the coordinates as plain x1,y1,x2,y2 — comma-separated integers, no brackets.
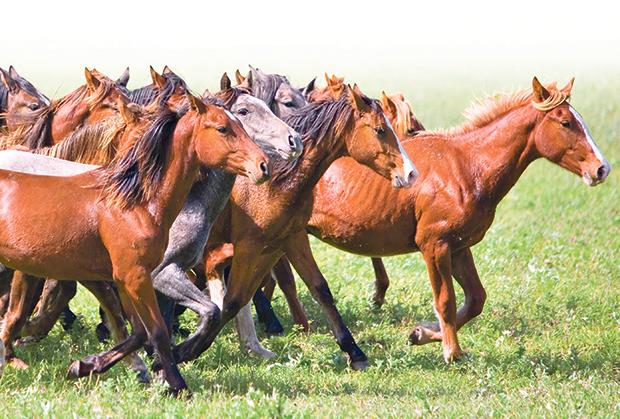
217,126,228,134
283,101,294,108
406,128,417,135
237,108,249,116
28,103,40,111
374,127,386,136
561,120,570,128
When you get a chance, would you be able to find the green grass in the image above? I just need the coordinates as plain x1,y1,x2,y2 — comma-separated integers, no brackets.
1,77,619,417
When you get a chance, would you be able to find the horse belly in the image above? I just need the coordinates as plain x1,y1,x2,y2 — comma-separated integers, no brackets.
0,175,112,280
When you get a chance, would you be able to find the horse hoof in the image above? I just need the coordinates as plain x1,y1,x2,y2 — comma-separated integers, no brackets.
350,359,369,371
15,335,43,347
67,360,85,378
169,387,192,400
443,348,466,363
409,327,423,345
9,357,30,370
372,295,385,308
247,347,277,360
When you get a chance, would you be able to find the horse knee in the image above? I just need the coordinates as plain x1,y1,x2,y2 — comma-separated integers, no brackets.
199,303,221,327
468,289,486,318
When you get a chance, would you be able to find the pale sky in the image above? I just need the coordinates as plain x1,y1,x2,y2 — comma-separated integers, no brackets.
3,0,620,94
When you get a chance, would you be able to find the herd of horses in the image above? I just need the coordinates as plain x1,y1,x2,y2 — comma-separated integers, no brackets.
0,65,611,396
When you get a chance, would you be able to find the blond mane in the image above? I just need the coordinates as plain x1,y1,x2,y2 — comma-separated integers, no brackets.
419,83,568,138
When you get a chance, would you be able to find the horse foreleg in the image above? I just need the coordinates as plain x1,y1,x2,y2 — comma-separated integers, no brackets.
285,231,368,370
411,241,463,363
119,267,188,396
0,265,13,318
78,281,149,383
199,241,281,362
273,256,309,332
205,252,275,360
67,287,146,379
0,272,42,368
371,257,390,307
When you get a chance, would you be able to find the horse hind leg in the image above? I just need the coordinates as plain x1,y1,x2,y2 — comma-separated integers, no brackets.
371,257,390,307
151,263,221,366
273,256,310,332
0,272,42,369
20,279,77,341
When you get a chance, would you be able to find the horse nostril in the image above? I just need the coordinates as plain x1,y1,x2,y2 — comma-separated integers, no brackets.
597,165,607,179
407,170,417,184
288,135,297,149
260,161,270,178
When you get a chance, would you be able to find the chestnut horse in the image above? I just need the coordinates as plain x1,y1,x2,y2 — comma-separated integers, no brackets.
253,88,426,337
3,67,191,339
197,85,417,371
0,93,270,395
272,77,611,363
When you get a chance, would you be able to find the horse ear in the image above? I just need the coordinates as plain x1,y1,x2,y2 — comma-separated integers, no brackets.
347,84,368,112
186,92,206,114
118,100,136,124
220,72,232,91
380,91,397,116
0,68,18,93
561,77,575,96
150,66,166,89
532,76,550,102
303,77,316,96
8,66,19,79
324,73,331,86
353,83,363,95
84,68,101,91
235,69,246,85
162,65,173,75
117,67,130,87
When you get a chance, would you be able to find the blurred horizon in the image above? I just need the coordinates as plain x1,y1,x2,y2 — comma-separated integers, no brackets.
4,0,619,97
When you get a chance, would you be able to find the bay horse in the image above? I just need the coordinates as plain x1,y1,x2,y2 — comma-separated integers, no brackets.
252,88,426,338
22,69,306,350
6,66,191,338
197,85,417,371
2,72,300,369
0,66,50,131
0,92,270,395
272,77,611,363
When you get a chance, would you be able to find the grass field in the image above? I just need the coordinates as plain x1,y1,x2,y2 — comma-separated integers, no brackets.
0,75,618,417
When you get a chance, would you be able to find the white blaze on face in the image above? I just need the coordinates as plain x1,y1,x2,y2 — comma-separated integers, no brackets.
569,105,611,184
385,115,419,184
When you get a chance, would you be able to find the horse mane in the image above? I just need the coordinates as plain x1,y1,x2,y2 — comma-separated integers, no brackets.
420,84,567,138
0,85,7,113
128,73,187,106
273,92,368,180
390,94,425,137
96,106,184,209
215,86,250,108
251,73,288,111
33,117,126,165
0,105,54,149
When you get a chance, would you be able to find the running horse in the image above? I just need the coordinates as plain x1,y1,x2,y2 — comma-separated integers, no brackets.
0,92,270,395
270,77,611,363
197,85,417,371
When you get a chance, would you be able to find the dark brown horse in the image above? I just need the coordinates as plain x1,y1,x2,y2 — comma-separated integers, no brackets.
0,92,270,395
198,85,417,370
270,77,611,363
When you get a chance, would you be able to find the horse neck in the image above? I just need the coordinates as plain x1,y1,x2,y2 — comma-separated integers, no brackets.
273,133,346,202
147,115,201,228
50,89,90,143
457,105,540,205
